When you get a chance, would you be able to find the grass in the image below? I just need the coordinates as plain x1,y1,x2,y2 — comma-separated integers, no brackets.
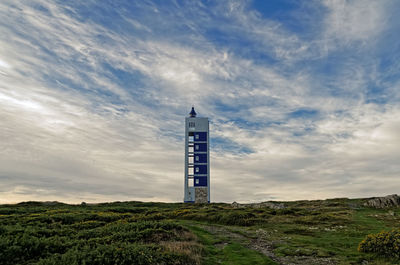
186,224,277,265
1,198,400,264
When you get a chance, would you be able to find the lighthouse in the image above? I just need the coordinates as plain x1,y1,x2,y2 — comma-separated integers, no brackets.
184,107,210,203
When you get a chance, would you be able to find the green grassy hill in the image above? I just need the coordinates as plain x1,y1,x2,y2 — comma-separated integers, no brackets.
1,197,399,264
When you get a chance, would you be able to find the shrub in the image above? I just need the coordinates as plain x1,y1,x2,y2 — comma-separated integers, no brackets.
36,243,196,265
294,212,350,226
219,211,256,226
71,220,105,229
358,230,400,258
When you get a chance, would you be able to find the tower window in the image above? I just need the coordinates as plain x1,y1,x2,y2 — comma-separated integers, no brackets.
195,167,199,173
195,156,199,161
189,122,195,128
195,145,199,150
195,134,199,139
195,179,199,184
188,178,194,187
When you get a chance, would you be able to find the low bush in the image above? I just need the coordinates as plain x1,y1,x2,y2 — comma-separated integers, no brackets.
219,211,256,226
36,243,196,265
0,211,197,265
358,229,400,258
293,212,351,226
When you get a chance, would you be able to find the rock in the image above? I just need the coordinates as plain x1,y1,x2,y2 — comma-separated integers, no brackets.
257,202,285,209
364,194,400,208
232,201,240,208
231,201,286,209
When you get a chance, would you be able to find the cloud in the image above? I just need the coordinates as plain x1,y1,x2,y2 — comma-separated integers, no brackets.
0,0,400,203
322,0,389,45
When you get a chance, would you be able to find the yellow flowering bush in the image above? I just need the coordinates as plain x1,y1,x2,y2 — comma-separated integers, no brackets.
358,230,400,258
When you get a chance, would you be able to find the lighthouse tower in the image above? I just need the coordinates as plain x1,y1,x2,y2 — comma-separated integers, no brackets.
184,107,210,203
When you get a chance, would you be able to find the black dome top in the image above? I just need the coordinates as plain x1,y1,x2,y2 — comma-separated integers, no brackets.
189,107,197,117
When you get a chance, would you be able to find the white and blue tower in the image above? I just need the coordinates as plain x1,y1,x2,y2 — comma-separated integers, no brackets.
184,107,210,203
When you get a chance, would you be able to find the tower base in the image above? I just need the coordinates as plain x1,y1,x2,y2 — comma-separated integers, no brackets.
195,187,208,203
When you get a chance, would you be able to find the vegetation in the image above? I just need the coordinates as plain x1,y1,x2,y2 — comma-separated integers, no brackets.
0,202,199,265
0,198,399,264
358,230,400,259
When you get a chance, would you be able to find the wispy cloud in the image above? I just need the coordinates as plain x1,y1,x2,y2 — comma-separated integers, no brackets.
0,0,399,203
322,0,389,45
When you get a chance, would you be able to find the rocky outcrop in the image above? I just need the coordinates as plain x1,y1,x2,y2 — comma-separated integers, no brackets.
364,194,400,208
231,201,285,209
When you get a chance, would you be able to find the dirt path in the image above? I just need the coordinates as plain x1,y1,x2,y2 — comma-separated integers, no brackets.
196,224,337,265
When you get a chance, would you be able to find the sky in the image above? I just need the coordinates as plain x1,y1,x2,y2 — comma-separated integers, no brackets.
1,0,400,204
